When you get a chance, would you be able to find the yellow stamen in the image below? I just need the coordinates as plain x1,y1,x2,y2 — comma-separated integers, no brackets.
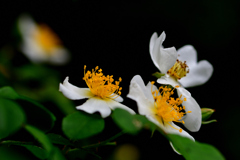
83,66,122,99
33,24,61,54
151,84,191,133
167,59,189,80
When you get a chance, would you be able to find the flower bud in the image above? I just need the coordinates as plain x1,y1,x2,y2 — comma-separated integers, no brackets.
201,108,215,121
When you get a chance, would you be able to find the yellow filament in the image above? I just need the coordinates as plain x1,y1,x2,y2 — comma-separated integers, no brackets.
34,24,61,53
167,59,189,80
83,65,122,99
151,84,191,132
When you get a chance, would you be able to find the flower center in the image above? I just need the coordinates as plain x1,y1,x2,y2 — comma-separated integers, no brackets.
151,82,191,132
33,24,61,54
167,59,189,80
83,65,122,99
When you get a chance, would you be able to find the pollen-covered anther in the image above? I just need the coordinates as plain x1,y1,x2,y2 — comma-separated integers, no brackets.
167,59,189,80
83,66,122,99
151,84,191,133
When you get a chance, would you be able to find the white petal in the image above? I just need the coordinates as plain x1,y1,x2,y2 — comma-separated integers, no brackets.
59,77,93,100
146,81,158,96
144,114,194,141
127,75,154,115
149,32,158,57
170,142,181,155
158,47,178,74
112,94,123,102
136,98,154,116
151,32,178,74
21,37,48,63
176,87,191,98
127,75,153,102
157,76,179,86
177,45,197,69
149,32,162,70
106,99,135,115
179,60,213,88
145,114,165,130
18,14,36,37
76,97,111,118
165,122,194,141
181,96,202,132
157,76,191,98
49,48,70,65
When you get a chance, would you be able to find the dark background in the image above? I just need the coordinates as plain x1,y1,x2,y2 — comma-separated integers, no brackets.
1,0,240,159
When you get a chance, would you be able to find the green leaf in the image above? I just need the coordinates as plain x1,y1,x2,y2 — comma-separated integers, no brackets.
0,98,25,139
0,86,56,132
112,108,157,135
0,146,33,160
0,86,20,99
1,140,65,160
24,126,67,160
15,64,59,80
48,147,67,160
62,112,104,140
19,96,56,131
168,134,225,160
112,108,140,134
47,133,73,146
23,145,48,160
25,124,53,153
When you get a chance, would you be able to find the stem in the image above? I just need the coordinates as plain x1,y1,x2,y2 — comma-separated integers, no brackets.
82,131,126,149
1,140,33,145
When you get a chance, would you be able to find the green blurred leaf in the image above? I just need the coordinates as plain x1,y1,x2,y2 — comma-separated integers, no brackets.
15,64,58,80
0,98,25,139
0,146,33,160
25,124,53,153
23,145,48,160
0,86,56,132
24,126,67,160
0,86,19,99
112,109,141,134
168,134,225,160
0,140,47,159
1,140,65,160
62,112,104,140
46,89,76,115
48,147,67,160
112,108,157,135
19,96,56,132
47,133,73,146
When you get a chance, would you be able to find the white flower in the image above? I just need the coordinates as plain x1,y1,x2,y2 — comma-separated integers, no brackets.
18,14,70,65
59,66,135,118
177,45,213,88
127,75,198,153
149,32,213,131
150,32,213,88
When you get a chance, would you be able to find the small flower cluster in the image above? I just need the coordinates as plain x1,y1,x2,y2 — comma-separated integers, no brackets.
59,31,213,154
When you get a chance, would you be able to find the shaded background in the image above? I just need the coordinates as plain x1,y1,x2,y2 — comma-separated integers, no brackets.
1,0,239,159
